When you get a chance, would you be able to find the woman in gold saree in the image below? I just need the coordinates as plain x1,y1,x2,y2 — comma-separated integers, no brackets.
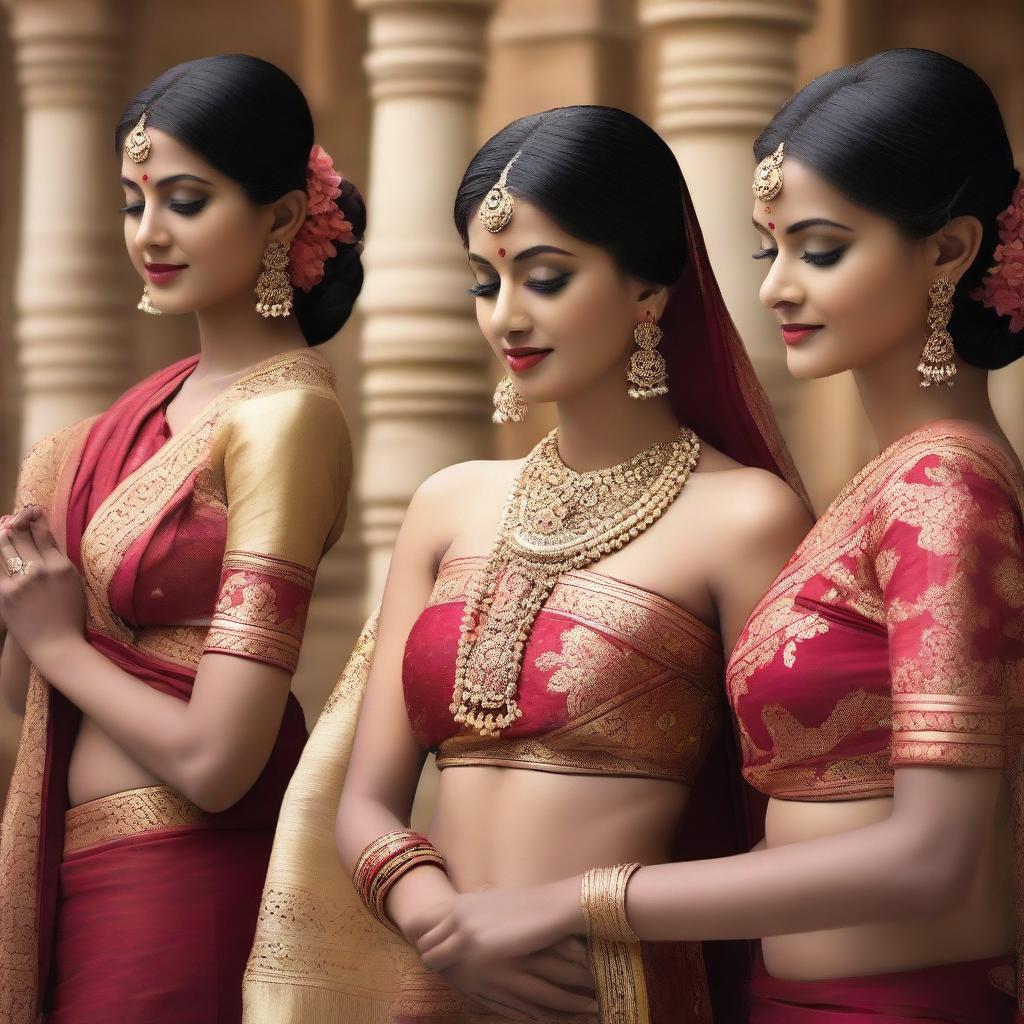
242,105,811,1022
0,54,362,1023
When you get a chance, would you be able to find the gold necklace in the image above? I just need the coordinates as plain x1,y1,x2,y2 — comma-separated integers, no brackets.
451,426,700,736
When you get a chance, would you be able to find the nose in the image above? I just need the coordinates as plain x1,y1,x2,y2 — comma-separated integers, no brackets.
758,256,804,312
489,279,532,341
132,202,172,252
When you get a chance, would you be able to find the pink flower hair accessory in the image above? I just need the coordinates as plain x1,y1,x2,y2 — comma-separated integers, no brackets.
289,144,358,293
971,171,1024,334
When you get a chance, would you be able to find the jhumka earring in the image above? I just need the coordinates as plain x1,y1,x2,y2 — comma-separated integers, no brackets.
255,239,293,318
478,151,522,234
918,276,957,387
137,286,161,316
492,375,527,424
627,317,668,399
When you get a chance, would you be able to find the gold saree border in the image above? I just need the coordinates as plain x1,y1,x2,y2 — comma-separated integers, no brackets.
0,418,95,1024
590,936,650,1024
63,784,207,855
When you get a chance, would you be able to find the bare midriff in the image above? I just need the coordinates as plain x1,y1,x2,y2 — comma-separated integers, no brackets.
427,763,690,891
68,718,162,807
762,792,1014,980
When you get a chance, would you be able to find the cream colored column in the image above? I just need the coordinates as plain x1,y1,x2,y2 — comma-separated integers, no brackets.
355,0,498,602
7,0,134,454
641,1,868,509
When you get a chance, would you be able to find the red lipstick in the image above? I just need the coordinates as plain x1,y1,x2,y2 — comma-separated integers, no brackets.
780,323,823,346
504,347,552,373
146,263,188,286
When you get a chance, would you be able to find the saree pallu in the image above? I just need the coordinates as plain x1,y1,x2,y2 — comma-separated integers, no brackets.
749,953,1017,1023
0,350,350,1024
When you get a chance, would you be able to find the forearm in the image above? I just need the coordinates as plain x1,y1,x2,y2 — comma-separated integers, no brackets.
623,817,957,942
33,636,204,798
337,789,456,942
1,634,31,715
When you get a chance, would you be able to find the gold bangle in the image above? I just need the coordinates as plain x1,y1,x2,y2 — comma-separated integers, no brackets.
580,862,641,944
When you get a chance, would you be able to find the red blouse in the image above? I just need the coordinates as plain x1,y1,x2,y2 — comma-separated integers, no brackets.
403,556,724,783
726,423,1024,801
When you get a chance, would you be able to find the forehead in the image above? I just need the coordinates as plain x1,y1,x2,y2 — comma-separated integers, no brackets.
466,198,597,257
751,158,865,225
119,126,221,183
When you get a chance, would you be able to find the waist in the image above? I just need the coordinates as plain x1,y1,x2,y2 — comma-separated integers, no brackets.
63,784,211,856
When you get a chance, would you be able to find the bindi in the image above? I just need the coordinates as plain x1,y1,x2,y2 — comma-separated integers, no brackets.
497,247,506,258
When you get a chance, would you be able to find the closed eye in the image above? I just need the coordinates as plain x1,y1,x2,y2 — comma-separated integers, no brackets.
801,246,846,267
526,272,572,295
468,280,499,298
751,247,776,261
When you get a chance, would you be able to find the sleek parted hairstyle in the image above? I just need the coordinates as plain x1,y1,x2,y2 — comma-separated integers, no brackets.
115,53,365,346
454,105,689,287
755,48,1021,369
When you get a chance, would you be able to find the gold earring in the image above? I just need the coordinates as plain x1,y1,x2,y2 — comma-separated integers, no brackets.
492,376,527,424
137,285,162,316
627,318,668,399
255,239,293,318
918,277,956,388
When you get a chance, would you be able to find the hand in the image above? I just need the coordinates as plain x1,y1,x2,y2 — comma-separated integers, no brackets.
417,876,584,973
439,940,597,1022
0,507,87,673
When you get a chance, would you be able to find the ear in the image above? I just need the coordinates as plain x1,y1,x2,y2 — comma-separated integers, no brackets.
267,189,309,246
928,214,983,284
634,282,670,322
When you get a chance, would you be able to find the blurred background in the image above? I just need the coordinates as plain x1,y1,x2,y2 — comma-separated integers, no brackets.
1,0,1023,808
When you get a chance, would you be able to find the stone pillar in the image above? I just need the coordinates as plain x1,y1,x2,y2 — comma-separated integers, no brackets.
640,1,869,508
355,0,498,602
7,0,134,454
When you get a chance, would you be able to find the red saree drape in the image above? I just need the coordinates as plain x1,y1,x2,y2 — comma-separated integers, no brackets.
0,350,349,1023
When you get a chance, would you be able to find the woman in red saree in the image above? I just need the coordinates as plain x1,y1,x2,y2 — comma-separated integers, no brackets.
241,105,812,1023
0,54,362,1023
413,50,1024,1024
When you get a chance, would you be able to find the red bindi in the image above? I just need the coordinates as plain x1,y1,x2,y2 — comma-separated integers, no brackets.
768,222,775,230
497,247,506,258
142,174,149,182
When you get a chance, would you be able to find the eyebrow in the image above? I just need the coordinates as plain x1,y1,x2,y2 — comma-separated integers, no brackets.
468,244,577,266
752,216,853,235
120,173,214,192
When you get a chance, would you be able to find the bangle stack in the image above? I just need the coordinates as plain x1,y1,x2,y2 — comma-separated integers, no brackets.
353,828,448,933
580,862,641,943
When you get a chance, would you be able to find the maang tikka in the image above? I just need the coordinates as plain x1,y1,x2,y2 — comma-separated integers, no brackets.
753,142,785,215
479,151,522,233
125,111,153,164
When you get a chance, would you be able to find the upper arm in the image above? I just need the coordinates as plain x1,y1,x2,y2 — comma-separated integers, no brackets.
879,450,1024,890
185,389,352,806
339,464,468,836
710,470,813,654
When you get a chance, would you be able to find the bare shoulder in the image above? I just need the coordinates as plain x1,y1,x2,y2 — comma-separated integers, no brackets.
412,459,520,507
691,441,812,551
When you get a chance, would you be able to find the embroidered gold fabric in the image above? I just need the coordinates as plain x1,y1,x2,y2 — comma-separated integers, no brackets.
0,418,94,1024
451,427,700,737
728,425,1024,801
429,558,723,783
63,785,207,855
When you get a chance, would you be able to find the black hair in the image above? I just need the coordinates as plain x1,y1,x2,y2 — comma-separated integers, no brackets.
755,48,1020,369
454,105,688,286
116,54,365,346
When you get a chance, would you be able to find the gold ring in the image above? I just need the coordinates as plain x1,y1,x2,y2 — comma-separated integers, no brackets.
6,556,24,577
20,561,32,575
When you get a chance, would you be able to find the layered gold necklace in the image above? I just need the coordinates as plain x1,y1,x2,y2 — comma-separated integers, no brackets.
450,426,700,736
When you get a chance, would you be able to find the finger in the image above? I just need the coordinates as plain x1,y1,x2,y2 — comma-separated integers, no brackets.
420,930,470,972
416,914,458,957
552,936,591,968
520,951,595,994
506,973,599,1017
0,529,21,575
27,514,60,559
8,520,42,567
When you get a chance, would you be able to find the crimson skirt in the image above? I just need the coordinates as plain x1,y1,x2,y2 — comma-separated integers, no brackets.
43,786,274,1024
749,951,1016,1023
